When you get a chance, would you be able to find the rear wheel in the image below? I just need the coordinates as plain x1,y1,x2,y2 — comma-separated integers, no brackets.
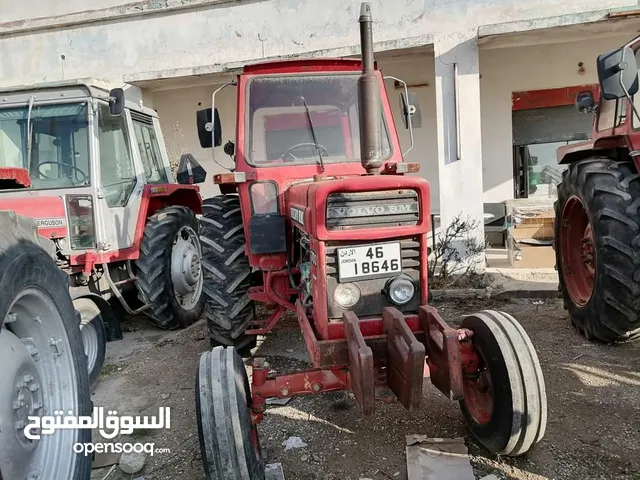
459,310,547,457
199,196,257,351
0,241,91,479
74,298,107,392
196,346,264,479
136,206,206,329
555,158,640,342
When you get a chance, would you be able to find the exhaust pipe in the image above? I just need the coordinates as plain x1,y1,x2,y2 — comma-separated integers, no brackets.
358,2,382,174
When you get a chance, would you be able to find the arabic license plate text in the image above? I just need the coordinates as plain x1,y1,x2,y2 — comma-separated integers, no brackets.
337,242,402,281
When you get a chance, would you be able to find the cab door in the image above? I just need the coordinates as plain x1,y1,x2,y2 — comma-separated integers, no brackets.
93,101,143,252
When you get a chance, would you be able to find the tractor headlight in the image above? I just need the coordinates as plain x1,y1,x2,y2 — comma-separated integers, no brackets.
385,275,415,306
334,283,361,308
66,195,96,250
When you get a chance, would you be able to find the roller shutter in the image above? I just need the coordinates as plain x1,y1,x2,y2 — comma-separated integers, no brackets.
512,105,593,145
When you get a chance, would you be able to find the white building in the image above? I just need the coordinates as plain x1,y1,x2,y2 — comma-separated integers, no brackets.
1,0,639,252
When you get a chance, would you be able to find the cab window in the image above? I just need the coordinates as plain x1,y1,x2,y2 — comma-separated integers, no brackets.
131,112,168,184
98,104,136,207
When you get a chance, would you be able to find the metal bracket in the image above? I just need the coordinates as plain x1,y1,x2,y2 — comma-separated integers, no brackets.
344,311,375,416
382,307,425,411
101,264,150,316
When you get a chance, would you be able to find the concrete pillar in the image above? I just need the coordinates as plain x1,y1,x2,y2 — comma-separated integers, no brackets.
433,34,486,273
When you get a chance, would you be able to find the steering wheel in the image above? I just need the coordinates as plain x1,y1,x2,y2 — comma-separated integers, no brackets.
282,143,329,162
37,161,88,183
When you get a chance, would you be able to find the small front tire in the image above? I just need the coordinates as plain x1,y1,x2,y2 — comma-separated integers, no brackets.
196,346,264,479
459,310,547,457
75,297,107,392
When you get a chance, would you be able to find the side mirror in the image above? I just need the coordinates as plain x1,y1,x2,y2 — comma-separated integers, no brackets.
108,88,125,116
597,46,639,100
399,92,422,129
176,153,207,185
196,108,222,148
575,90,597,114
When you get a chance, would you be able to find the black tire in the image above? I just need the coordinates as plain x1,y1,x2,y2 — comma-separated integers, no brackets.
74,297,107,392
199,196,257,351
555,158,640,342
196,346,265,480
136,205,205,330
459,310,547,457
0,240,91,479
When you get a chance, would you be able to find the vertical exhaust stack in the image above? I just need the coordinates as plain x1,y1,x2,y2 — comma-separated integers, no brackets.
358,2,383,174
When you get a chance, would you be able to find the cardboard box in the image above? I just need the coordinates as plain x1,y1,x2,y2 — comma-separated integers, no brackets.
507,236,556,268
510,223,554,240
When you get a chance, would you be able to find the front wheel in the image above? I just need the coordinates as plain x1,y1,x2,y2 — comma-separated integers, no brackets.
459,310,547,457
74,297,107,392
196,346,264,479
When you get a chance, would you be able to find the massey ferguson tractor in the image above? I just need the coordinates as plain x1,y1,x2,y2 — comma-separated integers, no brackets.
194,4,548,478
0,79,209,389
555,35,640,343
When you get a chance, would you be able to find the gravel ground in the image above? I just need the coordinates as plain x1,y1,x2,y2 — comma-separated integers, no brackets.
90,297,640,480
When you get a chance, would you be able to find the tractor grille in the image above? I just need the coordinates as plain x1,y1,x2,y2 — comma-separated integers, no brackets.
325,189,419,230
325,237,421,319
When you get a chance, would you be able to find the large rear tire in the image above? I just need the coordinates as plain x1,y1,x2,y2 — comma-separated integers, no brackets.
136,205,206,330
459,310,547,457
199,196,257,351
196,346,264,479
0,241,92,479
554,157,640,342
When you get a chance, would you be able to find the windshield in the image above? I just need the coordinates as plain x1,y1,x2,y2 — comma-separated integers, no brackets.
0,102,90,190
245,73,392,167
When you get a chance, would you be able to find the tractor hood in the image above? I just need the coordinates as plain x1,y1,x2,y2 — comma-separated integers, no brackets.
285,175,431,241
0,195,67,239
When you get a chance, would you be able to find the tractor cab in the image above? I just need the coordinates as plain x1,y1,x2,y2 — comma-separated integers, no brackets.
0,79,202,258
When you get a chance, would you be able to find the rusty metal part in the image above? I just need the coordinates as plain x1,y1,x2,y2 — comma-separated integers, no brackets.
344,311,375,415
357,2,383,174
382,307,425,411
420,305,464,401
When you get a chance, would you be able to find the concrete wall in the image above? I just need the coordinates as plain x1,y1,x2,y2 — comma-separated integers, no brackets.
479,33,631,203
0,0,635,87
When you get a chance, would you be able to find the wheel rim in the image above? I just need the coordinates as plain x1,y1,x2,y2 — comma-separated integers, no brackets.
560,196,595,307
170,225,204,310
79,318,99,375
462,347,494,426
0,288,78,480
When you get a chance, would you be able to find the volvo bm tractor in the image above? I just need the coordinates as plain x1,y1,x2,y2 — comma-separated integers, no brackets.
194,3,548,478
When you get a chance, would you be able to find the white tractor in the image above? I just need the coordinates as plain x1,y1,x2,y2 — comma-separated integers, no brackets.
0,79,209,479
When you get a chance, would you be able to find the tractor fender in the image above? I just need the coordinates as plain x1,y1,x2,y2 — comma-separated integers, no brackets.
557,135,630,165
69,290,123,342
146,184,203,217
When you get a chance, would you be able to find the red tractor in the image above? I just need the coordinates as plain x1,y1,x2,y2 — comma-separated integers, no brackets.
195,4,547,478
555,35,640,343
0,80,209,390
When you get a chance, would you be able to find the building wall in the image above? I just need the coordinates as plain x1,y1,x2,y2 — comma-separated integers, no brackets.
479,33,631,203
0,0,634,87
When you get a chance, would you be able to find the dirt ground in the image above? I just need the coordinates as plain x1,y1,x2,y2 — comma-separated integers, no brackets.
90,297,640,480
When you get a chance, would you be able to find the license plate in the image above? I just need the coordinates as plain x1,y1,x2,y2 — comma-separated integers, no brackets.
337,242,402,282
